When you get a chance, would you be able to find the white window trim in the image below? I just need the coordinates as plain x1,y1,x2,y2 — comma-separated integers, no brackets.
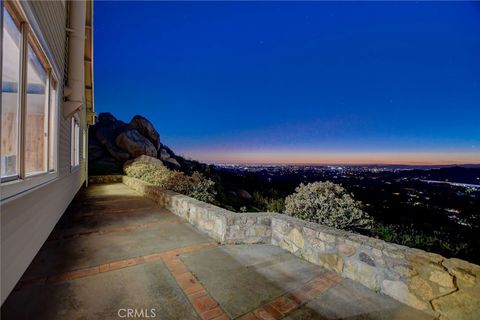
71,115,81,170
82,127,87,160
1,1,60,201
49,81,59,173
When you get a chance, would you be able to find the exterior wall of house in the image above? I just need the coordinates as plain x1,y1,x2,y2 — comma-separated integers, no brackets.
27,1,67,73
1,0,90,304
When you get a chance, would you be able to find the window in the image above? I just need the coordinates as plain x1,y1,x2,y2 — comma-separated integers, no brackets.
49,81,57,171
71,117,80,167
1,3,59,193
82,128,87,160
25,43,49,176
1,8,21,179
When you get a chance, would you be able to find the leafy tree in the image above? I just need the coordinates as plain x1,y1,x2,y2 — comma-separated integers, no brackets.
284,181,371,230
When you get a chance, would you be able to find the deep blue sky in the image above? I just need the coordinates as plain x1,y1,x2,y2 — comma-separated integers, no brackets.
94,1,480,164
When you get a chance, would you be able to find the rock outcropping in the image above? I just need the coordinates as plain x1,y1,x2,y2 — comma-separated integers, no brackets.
89,113,202,175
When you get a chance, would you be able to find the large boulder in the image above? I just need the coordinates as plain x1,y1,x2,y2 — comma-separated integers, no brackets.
129,115,161,150
107,145,131,162
163,157,181,168
88,126,105,161
159,148,171,160
89,113,191,175
94,112,128,137
95,124,118,146
95,126,130,162
158,147,181,168
97,112,117,125
88,144,106,161
94,114,131,162
115,129,157,158
123,155,164,173
89,155,123,175
237,189,253,200
159,143,176,156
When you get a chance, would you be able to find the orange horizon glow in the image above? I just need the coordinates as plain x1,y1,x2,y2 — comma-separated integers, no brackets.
181,150,480,166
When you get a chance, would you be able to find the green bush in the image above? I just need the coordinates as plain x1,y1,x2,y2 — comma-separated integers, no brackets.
186,171,216,203
284,181,372,230
370,223,471,258
253,192,285,213
266,198,285,213
125,162,172,185
125,161,216,203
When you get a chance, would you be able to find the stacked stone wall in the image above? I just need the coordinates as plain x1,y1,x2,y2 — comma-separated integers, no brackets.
89,175,123,184
123,176,272,244
271,215,480,319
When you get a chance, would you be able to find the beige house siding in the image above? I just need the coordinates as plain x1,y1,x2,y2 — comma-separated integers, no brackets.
26,0,67,74
1,0,90,304
25,0,78,177
0,171,84,305
25,0,88,177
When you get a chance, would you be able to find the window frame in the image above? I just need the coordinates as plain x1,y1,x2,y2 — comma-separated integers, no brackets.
1,1,60,201
71,116,80,169
0,5,22,183
24,39,50,177
48,78,58,173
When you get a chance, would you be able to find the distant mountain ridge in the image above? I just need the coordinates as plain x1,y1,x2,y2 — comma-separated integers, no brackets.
402,166,480,185
214,163,480,169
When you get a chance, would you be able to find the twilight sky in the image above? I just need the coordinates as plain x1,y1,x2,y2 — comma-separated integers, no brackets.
94,1,480,165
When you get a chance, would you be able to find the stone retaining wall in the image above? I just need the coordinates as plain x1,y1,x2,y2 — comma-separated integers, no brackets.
121,176,479,319
123,176,272,244
271,215,480,319
89,175,123,184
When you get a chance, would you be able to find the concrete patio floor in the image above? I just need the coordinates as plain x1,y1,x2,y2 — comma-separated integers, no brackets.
1,183,434,320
